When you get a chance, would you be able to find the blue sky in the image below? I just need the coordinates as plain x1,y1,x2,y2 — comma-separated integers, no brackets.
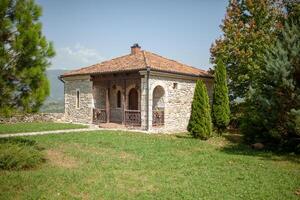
37,0,228,71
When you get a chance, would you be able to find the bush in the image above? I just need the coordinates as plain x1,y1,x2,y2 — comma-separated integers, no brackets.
188,80,212,139
0,138,44,170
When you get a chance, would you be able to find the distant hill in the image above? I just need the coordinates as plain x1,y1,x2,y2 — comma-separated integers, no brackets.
40,69,67,113
46,69,67,101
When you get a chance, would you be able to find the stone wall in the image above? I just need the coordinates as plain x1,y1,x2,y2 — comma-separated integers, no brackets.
93,84,106,109
0,113,65,124
140,76,147,130
147,74,213,133
64,76,93,124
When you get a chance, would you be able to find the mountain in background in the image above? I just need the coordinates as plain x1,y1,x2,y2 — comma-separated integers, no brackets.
46,69,66,101
40,69,68,113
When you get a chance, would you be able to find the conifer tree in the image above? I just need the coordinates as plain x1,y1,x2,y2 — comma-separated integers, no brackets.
212,59,230,132
188,80,212,139
241,15,300,152
0,0,55,116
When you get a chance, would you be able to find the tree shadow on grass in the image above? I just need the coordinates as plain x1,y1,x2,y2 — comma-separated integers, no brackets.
174,130,300,164
219,133,300,164
174,133,194,140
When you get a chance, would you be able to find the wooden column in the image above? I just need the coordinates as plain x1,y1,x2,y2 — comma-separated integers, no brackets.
122,79,126,125
106,82,110,123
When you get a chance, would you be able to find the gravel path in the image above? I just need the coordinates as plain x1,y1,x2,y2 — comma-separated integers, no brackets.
0,127,100,138
0,126,149,138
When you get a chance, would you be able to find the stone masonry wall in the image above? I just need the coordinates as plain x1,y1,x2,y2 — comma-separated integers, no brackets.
93,84,106,109
64,76,93,124
148,75,213,133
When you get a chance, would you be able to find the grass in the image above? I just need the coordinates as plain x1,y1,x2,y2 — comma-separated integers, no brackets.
0,138,45,170
0,131,299,199
0,122,88,134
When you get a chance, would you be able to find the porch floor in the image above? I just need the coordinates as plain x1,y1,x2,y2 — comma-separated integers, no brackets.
99,123,126,129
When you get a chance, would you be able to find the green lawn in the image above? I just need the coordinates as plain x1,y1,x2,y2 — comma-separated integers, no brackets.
0,122,88,134
0,131,299,199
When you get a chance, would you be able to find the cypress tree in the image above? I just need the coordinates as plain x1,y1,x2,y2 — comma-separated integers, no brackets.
212,59,230,132
188,80,212,139
0,0,55,116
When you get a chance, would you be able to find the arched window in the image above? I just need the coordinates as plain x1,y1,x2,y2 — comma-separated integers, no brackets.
128,88,138,110
117,90,121,108
153,86,165,110
152,85,165,126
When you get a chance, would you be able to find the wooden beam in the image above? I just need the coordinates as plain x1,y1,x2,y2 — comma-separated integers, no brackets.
122,79,127,125
106,82,110,123
91,74,143,82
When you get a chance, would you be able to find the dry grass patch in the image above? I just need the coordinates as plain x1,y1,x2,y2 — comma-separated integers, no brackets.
118,151,139,161
207,136,230,148
116,171,158,195
63,143,140,162
46,149,79,169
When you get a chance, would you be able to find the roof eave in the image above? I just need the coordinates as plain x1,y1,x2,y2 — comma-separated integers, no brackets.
142,68,213,79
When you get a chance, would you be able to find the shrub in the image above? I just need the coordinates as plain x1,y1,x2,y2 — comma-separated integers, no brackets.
0,138,44,170
188,80,212,139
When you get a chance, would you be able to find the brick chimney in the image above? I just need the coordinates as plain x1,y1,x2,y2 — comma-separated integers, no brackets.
131,43,141,54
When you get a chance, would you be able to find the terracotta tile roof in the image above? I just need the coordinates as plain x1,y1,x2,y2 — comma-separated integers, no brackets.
62,50,212,78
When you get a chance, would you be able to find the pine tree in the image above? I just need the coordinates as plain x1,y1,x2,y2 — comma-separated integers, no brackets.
188,80,212,139
0,0,55,116
241,15,300,152
212,59,230,132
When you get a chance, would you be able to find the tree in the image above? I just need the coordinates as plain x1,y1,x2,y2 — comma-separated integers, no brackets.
188,80,212,139
241,13,300,152
0,0,55,116
212,59,230,132
210,0,283,102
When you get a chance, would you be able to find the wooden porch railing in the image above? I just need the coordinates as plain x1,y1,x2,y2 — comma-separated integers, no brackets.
93,108,107,123
153,109,164,126
125,110,141,126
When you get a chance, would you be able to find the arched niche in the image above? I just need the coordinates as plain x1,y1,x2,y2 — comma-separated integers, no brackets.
152,85,165,110
128,88,139,110
152,85,165,126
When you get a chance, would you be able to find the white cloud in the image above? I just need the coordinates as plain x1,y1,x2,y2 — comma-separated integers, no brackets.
50,43,104,70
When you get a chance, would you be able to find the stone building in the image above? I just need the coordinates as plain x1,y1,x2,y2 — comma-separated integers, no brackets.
60,44,213,132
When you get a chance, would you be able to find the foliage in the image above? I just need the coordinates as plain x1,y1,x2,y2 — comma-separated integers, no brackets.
212,59,230,131
0,0,55,116
241,9,300,153
188,80,212,139
0,138,44,170
0,122,88,134
210,0,283,101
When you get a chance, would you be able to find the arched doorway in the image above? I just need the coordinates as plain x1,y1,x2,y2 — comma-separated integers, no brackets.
152,85,165,126
128,88,138,110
